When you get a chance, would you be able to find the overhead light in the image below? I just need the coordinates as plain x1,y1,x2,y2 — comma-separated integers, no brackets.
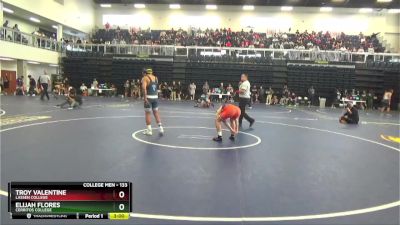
359,8,373,13
49,64,59,67
52,25,58,29
0,57,14,61
281,6,293,11
3,7,14,13
206,4,217,10
29,17,41,23
169,4,181,9
134,4,146,8
377,0,392,2
331,0,345,2
243,5,254,10
27,61,40,65
100,4,111,8
388,8,400,13
320,7,333,12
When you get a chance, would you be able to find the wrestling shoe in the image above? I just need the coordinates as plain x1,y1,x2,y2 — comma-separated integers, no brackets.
143,129,153,136
212,136,222,142
249,120,255,128
159,126,164,134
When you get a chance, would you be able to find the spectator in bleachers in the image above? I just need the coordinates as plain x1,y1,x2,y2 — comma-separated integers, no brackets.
90,27,385,53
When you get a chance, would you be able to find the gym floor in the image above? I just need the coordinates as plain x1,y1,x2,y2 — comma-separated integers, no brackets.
1,96,399,225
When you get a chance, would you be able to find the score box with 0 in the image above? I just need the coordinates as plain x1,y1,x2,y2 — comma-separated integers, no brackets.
8,181,132,218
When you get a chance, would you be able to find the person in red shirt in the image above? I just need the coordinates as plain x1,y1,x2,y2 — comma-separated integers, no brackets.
213,104,241,142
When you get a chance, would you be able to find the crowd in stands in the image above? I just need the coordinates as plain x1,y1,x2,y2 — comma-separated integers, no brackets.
91,26,385,52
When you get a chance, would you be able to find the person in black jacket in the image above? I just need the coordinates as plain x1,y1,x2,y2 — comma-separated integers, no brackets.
28,75,36,96
339,103,359,124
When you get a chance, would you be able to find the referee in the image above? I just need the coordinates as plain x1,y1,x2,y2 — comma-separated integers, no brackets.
38,70,51,101
238,73,255,128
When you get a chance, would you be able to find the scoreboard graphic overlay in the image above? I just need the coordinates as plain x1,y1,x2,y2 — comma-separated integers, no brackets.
8,182,132,220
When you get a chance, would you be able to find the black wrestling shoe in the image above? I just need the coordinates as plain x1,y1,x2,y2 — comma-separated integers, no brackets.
213,136,222,142
249,120,255,128
229,135,235,141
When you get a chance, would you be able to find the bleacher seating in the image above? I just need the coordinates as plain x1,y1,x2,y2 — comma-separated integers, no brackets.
61,53,399,108
91,28,385,53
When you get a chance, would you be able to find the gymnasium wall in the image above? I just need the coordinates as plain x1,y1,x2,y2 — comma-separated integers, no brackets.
3,0,95,33
0,41,59,64
0,60,57,81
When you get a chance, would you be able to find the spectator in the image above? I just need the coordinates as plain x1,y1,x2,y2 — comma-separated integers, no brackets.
80,83,88,96
28,75,36,96
189,82,196,100
124,80,130,97
177,81,182,100
16,76,24,95
308,85,315,106
202,81,209,94
171,81,177,101
266,86,274,105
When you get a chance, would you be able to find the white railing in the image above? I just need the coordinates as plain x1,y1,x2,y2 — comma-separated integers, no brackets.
63,43,400,63
0,27,62,52
1,27,399,63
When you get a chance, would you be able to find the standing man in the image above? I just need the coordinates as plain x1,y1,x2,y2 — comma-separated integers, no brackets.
171,81,177,101
28,75,36,96
308,85,315,106
142,68,164,136
238,74,255,128
213,104,241,142
38,71,50,100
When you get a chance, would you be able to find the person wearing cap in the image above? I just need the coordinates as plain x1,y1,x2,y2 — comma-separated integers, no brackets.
339,103,359,124
141,68,164,135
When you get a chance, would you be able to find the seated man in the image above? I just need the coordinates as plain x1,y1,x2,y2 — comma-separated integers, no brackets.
194,93,214,108
80,83,88,96
339,103,359,124
56,87,82,109
213,104,241,142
